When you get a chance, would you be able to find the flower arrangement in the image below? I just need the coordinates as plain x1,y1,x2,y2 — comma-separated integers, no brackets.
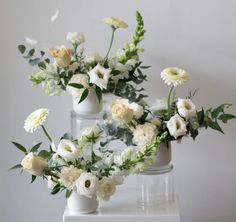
18,12,148,103
100,67,236,148
11,108,167,200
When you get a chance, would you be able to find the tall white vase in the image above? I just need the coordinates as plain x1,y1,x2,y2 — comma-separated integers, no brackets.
73,90,102,115
142,142,173,174
67,189,99,214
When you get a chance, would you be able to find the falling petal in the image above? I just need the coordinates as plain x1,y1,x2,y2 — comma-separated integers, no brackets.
25,37,38,46
51,9,59,23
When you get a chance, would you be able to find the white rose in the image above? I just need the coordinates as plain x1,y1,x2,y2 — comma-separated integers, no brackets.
21,152,48,176
66,74,90,98
176,98,196,118
96,178,116,201
129,102,144,119
84,52,102,64
110,99,134,123
66,32,85,45
57,139,80,162
167,114,187,139
59,166,82,190
76,173,98,198
49,45,71,68
88,64,111,90
132,123,157,147
24,108,50,133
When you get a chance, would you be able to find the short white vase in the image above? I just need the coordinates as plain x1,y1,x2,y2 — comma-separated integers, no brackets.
67,189,99,214
142,142,173,174
73,90,102,115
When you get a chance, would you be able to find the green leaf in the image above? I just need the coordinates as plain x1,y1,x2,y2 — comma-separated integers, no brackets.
11,141,27,154
211,104,232,118
68,83,84,89
30,142,42,153
51,184,61,195
40,51,45,57
28,49,35,57
29,58,41,66
8,164,22,171
95,86,102,103
38,61,46,69
207,120,224,133
31,175,37,183
197,108,205,125
18,45,26,54
79,88,89,103
65,189,73,198
218,113,236,123
38,150,52,160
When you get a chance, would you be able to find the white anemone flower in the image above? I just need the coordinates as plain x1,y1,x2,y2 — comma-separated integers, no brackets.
88,64,111,90
177,98,197,118
161,67,189,87
102,17,128,29
24,108,50,133
167,114,187,139
56,139,80,162
76,172,98,198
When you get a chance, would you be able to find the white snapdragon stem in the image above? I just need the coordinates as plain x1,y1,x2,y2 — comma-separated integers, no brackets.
41,125,53,143
104,27,116,62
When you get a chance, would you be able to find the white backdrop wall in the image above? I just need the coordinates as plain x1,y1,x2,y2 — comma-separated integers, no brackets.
0,0,236,222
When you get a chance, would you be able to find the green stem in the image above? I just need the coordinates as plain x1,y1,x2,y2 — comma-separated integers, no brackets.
104,27,116,62
167,85,174,118
41,125,52,143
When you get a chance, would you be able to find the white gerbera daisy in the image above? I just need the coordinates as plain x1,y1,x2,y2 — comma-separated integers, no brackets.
102,17,128,29
24,108,50,133
161,67,189,87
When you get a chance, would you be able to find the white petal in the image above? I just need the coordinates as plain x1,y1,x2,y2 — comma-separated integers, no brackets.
51,9,60,23
25,37,38,46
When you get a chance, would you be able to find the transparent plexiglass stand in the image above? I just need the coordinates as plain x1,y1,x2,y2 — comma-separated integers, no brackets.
64,111,181,222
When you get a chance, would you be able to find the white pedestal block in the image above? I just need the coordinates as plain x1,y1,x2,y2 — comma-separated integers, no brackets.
63,174,181,222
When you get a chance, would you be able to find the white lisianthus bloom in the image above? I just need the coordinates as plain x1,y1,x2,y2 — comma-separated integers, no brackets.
84,52,102,64
132,123,158,147
176,98,197,118
161,67,189,87
52,153,66,165
57,139,80,162
126,59,137,67
24,108,50,133
21,152,48,176
80,126,101,145
49,45,71,68
129,102,144,119
110,99,134,124
76,173,98,198
108,59,131,81
150,99,167,113
66,74,90,98
59,166,82,190
97,178,116,201
167,114,187,139
102,17,128,29
113,152,123,166
66,32,85,45
88,64,111,90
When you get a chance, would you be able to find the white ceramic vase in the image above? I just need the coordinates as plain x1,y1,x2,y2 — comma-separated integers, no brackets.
73,90,102,115
142,142,173,174
67,189,99,214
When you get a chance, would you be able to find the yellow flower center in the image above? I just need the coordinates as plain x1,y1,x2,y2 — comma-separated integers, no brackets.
97,71,104,79
85,180,91,188
65,145,72,152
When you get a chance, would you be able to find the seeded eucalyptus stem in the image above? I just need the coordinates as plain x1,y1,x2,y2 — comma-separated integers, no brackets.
167,85,174,119
41,125,52,143
104,27,116,62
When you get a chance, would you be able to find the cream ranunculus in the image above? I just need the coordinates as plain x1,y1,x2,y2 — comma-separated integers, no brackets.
161,67,189,87
66,74,90,98
167,114,187,139
56,139,80,162
24,108,50,133
132,123,158,147
96,178,116,201
176,98,197,118
84,52,103,64
76,172,98,198
49,45,71,68
102,17,128,29
21,152,48,176
59,166,82,190
66,32,85,45
88,64,111,90
110,99,134,123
